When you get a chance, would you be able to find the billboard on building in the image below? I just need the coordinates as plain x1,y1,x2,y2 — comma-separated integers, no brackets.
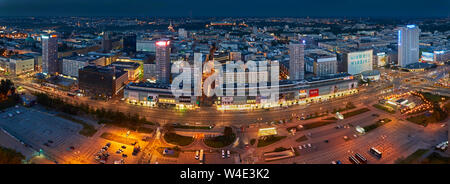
309,89,319,97
377,52,387,67
128,91,139,101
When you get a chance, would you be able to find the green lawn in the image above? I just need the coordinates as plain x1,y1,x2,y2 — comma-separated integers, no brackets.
57,114,97,137
406,108,447,127
163,132,194,146
257,135,287,147
421,152,450,164
173,125,212,130
100,132,138,145
295,135,308,142
0,146,25,164
421,92,448,103
372,104,396,114
342,108,370,118
136,127,154,134
204,134,236,148
363,118,392,132
250,139,256,145
396,149,428,164
303,121,336,130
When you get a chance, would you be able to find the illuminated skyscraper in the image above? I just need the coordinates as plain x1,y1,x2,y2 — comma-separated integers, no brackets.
102,31,112,52
398,25,420,68
123,33,137,54
289,41,305,81
42,34,58,74
155,40,171,84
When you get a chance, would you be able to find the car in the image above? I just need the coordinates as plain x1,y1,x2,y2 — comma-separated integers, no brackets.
69,146,75,150
121,146,126,149
336,160,342,164
122,154,127,158
43,143,50,147
298,146,302,150
48,140,54,143
343,136,349,140
227,150,231,158
8,113,13,117
353,134,358,138
331,161,337,164
303,145,307,149
307,143,312,148
324,140,329,143
131,142,137,146
195,151,200,160
221,150,225,158
106,143,111,147
16,111,20,114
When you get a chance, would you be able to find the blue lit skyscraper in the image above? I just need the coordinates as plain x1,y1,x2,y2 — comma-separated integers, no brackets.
398,25,420,68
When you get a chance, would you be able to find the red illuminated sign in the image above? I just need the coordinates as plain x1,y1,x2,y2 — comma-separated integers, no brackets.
156,40,170,47
309,89,319,97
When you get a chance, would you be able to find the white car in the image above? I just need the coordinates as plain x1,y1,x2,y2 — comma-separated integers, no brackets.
226,150,230,158
221,150,225,158
298,146,302,150
307,143,312,148
195,150,199,160
303,145,307,149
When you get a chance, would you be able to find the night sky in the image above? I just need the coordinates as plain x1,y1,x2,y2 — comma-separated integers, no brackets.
0,0,449,17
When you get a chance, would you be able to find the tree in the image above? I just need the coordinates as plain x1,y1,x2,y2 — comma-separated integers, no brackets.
224,127,233,137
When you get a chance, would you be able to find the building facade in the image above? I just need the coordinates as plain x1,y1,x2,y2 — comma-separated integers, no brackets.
341,49,373,75
42,34,58,74
155,40,171,84
62,56,101,77
398,25,420,68
78,66,128,97
289,42,305,81
313,57,337,77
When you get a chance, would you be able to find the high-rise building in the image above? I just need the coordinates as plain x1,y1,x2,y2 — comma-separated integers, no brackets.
289,42,305,81
178,28,188,39
155,40,171,84
102,31,113,52
123,33,137,54
42,34,58,74
137,39,156,52
398,25,420,68
229,52,242,61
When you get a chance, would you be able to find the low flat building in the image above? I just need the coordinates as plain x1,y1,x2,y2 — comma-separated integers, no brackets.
110,61,141,81
0,54,34,75
123,82,198,109
62,55,101,77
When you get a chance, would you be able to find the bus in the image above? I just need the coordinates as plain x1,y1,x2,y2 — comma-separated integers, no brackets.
354,153,367,164
370,147,382,158
348,156,360,164
199,149,204,163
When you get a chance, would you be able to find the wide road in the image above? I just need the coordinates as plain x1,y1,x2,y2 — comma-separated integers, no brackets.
21,82,385,126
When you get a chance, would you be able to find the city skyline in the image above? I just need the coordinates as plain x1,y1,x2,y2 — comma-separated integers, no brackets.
0,0,449,17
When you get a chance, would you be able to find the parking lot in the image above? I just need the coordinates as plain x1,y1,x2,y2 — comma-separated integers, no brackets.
0,105,88,163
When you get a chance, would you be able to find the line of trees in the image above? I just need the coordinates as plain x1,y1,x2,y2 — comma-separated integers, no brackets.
35,93,155,128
